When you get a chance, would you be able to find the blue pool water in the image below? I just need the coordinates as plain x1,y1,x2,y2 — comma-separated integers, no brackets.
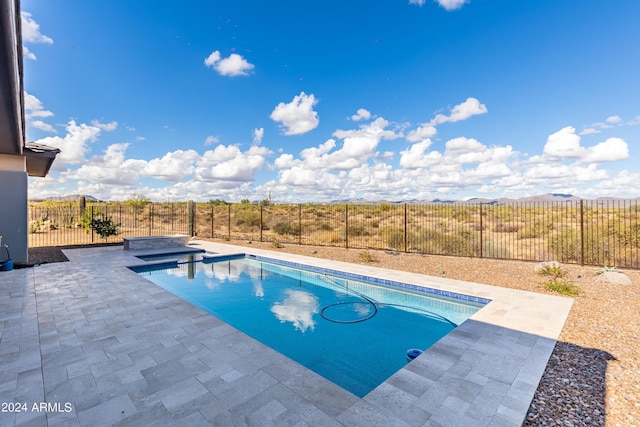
132,255,486,397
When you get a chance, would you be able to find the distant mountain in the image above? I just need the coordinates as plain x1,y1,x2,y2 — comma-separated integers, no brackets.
30,194,100,202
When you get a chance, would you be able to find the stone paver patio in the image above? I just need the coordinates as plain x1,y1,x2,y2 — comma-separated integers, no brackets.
0,241,573,426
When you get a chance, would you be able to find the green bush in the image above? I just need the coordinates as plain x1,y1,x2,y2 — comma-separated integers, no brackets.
91,215,119,239
382,226,404,249
517,219,554,239
235,208,261,228
545,279,580,296
347,225,368,237
273,222,300,235
616,224,640,248
549,228,615,265
482,239,509,259
440,231,475,256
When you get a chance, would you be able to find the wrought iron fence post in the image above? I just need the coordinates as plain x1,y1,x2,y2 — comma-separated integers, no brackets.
404,203,407,252
91,205,95,243
298,204,302,245
228,203,231,240
580,199,584,266
187,200,195,237
260,204,263,242
345,203,349,249
479,202,483,258
210,204,214,239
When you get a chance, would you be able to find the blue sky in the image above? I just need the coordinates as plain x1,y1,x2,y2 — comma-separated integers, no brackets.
22,0,640,202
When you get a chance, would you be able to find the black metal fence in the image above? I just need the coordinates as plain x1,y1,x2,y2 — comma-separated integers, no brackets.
28,199,640,268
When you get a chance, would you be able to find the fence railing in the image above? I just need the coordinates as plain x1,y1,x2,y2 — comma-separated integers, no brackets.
28,199,640,269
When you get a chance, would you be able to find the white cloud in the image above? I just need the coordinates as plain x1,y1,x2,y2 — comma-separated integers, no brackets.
253,128,264,145
141,150,200,181
204,51,221,67
406,125,437,142
429,97,487,126
400,139,440,168
90,120,118,131
606,115,622,124
579,127,600,136
204,135,220,145
68,143,144,185
204,50,255,76
582,137,629,163
35,120,101,166
524,163,608,184
543,127,586,159
21,12,53,44
409,0,469,9
350,108,371,121
435,0,469,11
24,92,53,119
542,126,628,163
30,120,56,133
195,144,271,182
270,92,320,135
23,46,37,60
21,12,53,60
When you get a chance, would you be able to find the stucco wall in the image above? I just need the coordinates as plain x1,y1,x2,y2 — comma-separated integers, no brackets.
0,155,28,263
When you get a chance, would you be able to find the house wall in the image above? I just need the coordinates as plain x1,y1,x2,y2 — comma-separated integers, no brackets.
0,154,28,263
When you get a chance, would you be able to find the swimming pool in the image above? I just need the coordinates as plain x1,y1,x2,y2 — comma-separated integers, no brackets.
132,254,487,397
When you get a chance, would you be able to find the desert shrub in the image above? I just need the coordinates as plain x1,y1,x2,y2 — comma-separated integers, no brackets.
549,229,579,262
452,210,471,222
550,228,614,265
347,225,368,237
482,239,509,259
28,220,42,234
535,261,580,296
318,222,333,231
273,222,299,235
440,231,476,256
382,226,404,249
407,229,444,253
535,261,568,279
517,219,554,240
616,224,640,248
493,222,520,233
126,193,151,215
370,220,379,228
235,208,260,228
545,279,580,296
358,251,377,263
377,202,392,212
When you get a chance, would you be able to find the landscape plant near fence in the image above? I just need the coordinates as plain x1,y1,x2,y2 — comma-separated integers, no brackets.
28,199,640,269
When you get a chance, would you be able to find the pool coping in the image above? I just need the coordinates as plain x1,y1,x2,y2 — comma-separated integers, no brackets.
1,240,574,426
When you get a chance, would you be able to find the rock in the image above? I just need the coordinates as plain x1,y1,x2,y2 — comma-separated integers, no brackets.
595,271,632,285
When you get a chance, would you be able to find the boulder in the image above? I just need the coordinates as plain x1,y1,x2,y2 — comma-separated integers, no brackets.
595,271,632,285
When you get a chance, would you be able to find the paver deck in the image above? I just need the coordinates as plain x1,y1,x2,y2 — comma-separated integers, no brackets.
0,240,573,426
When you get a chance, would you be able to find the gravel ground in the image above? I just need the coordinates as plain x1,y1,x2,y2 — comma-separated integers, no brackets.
28,242,640,426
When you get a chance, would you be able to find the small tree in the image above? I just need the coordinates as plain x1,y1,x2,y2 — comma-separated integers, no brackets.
126,193,151,215
91,214,119,239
